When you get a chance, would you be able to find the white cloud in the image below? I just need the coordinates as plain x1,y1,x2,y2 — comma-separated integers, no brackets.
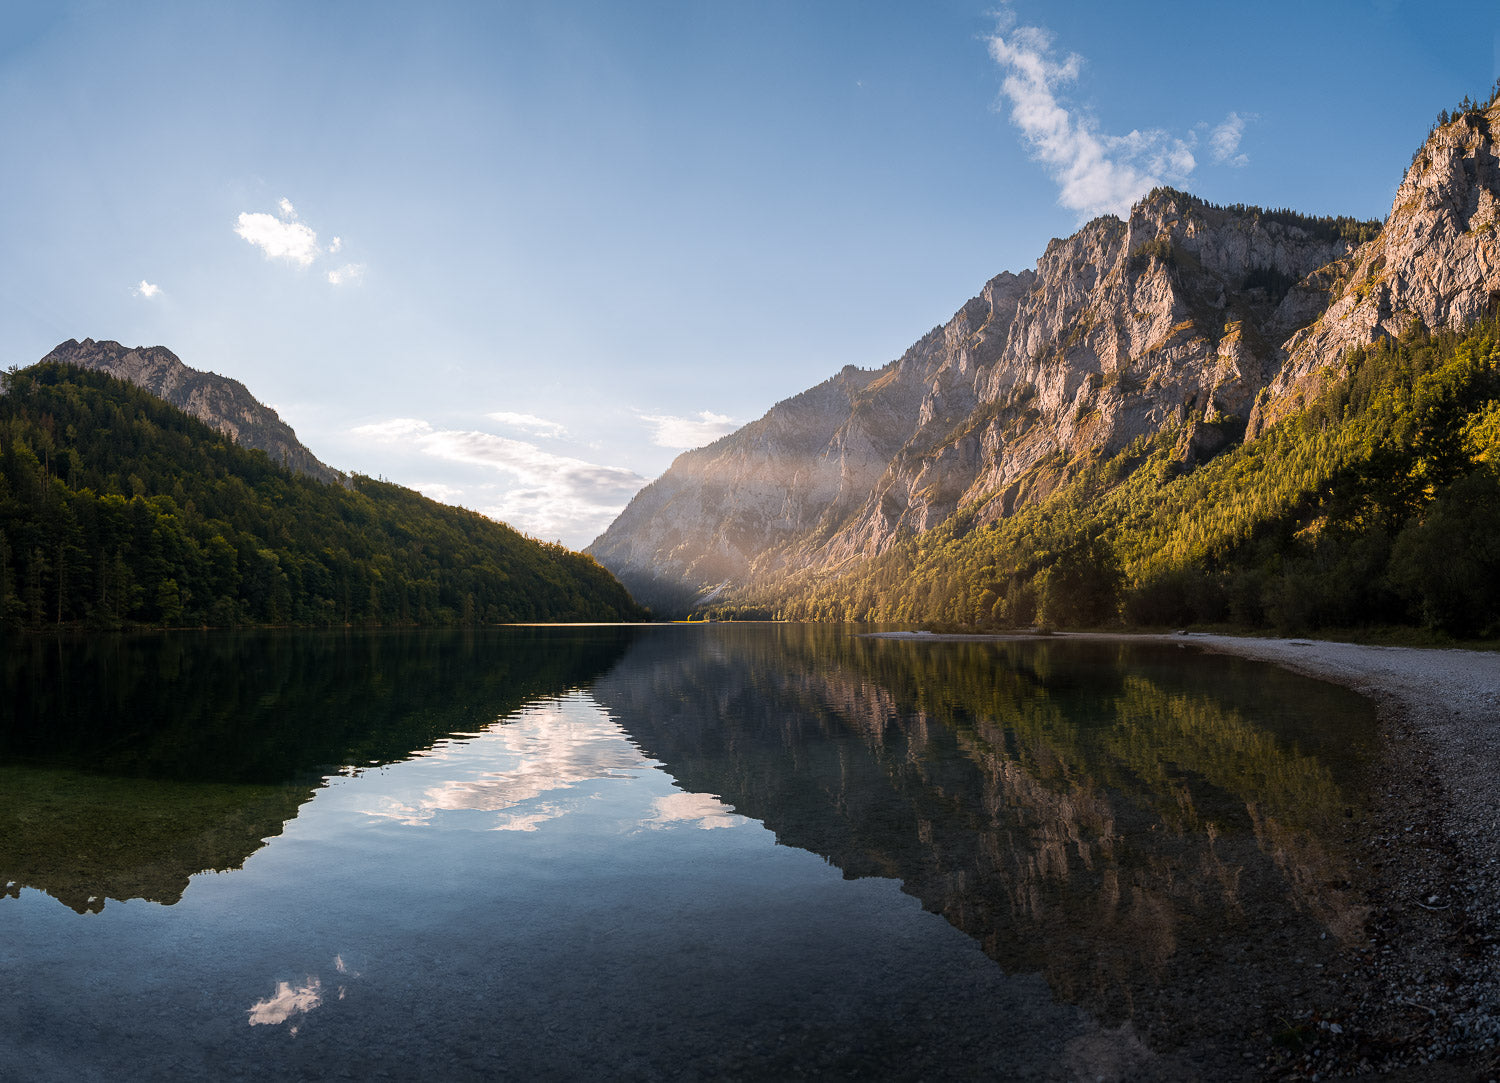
413,481,466,505
641,410,740,449
987,19,1198,219
480,486,634,547
326,263,365,286
348,417,647,544
488,411,568,438
1209,111,1250,166
351,417,434,440
418,429,644,501
133,280,160,299
236,197,357,278
235,208,320,266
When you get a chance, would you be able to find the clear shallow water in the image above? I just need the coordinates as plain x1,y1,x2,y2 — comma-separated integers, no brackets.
1,626,1380,1080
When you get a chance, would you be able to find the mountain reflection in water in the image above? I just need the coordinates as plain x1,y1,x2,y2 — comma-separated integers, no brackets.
2,623,1382,1078
0,627,635,911
593,625,1378,1035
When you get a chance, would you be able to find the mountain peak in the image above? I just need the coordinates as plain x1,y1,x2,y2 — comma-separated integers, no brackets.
590,193,1369,611
591,90,1500,615
40,339,348,487
1249,101,1500,433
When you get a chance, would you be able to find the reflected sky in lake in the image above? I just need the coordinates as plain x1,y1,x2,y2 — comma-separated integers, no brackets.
360,698,650,831
1,625,1381,1080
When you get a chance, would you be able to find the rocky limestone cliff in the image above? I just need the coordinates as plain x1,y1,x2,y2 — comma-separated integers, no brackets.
594,103,1500,614
1251,102,1500,433
588,364,901,610
38,339,348,487
590,192,1365,611
822,192,1360,566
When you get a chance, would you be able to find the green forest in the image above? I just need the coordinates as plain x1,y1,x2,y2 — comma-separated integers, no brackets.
731,319,1500,638
0,363,648,629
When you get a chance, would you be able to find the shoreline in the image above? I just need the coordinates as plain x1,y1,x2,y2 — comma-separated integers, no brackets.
1141,632,1500,1076
873,628,1500,1076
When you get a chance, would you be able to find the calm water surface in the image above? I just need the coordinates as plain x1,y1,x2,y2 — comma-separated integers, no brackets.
1,625,1380,1080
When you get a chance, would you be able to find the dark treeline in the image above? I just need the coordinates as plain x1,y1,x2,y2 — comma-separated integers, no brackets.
764,318,1500,638
0,363,648,629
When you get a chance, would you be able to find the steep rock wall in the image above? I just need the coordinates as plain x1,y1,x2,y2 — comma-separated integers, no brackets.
593,106,1500,613
1251,103,1500,433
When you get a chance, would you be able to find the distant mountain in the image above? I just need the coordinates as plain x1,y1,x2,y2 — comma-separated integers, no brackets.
0,363,648,627
590,93,1500,632
41,338,348,487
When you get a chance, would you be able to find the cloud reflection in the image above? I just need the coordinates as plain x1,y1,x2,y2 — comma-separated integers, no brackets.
646,790,747,830
247,955,360,1033
247,977,322,1028
363,697,645,831
360,695,750,837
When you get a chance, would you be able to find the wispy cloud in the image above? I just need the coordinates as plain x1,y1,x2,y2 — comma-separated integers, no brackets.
986,14,1204,219
351,417,433,440
350,418,646,543
641,410,740,449
1209,112,1250,166
326,263,365,286
418,430,644,502
412,481,467,505
132,280,160,299
489,411,568,438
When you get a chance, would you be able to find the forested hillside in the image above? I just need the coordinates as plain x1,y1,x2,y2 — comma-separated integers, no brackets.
0,363,648,628
745,320,1500,636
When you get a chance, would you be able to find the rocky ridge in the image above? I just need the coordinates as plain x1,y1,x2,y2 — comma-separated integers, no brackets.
1252,101,1500,434
590,104,1500,614
39,338,348,487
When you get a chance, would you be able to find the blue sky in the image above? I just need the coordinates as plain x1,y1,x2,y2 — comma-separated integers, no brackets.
3,1,1496,547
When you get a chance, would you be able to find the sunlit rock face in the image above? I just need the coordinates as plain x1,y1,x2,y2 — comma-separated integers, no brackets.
591,107,1500,612
1252,104,1500,434
589,197,1351,609
827,194,1352,562
39,338,349,487
586,361,932,612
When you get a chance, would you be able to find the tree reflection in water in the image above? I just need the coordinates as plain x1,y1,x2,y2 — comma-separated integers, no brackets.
594,625,1378,1041
0,626,636,911
1,623,1382,1068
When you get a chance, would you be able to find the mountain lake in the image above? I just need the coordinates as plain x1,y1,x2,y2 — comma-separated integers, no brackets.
1,624,1385,1080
